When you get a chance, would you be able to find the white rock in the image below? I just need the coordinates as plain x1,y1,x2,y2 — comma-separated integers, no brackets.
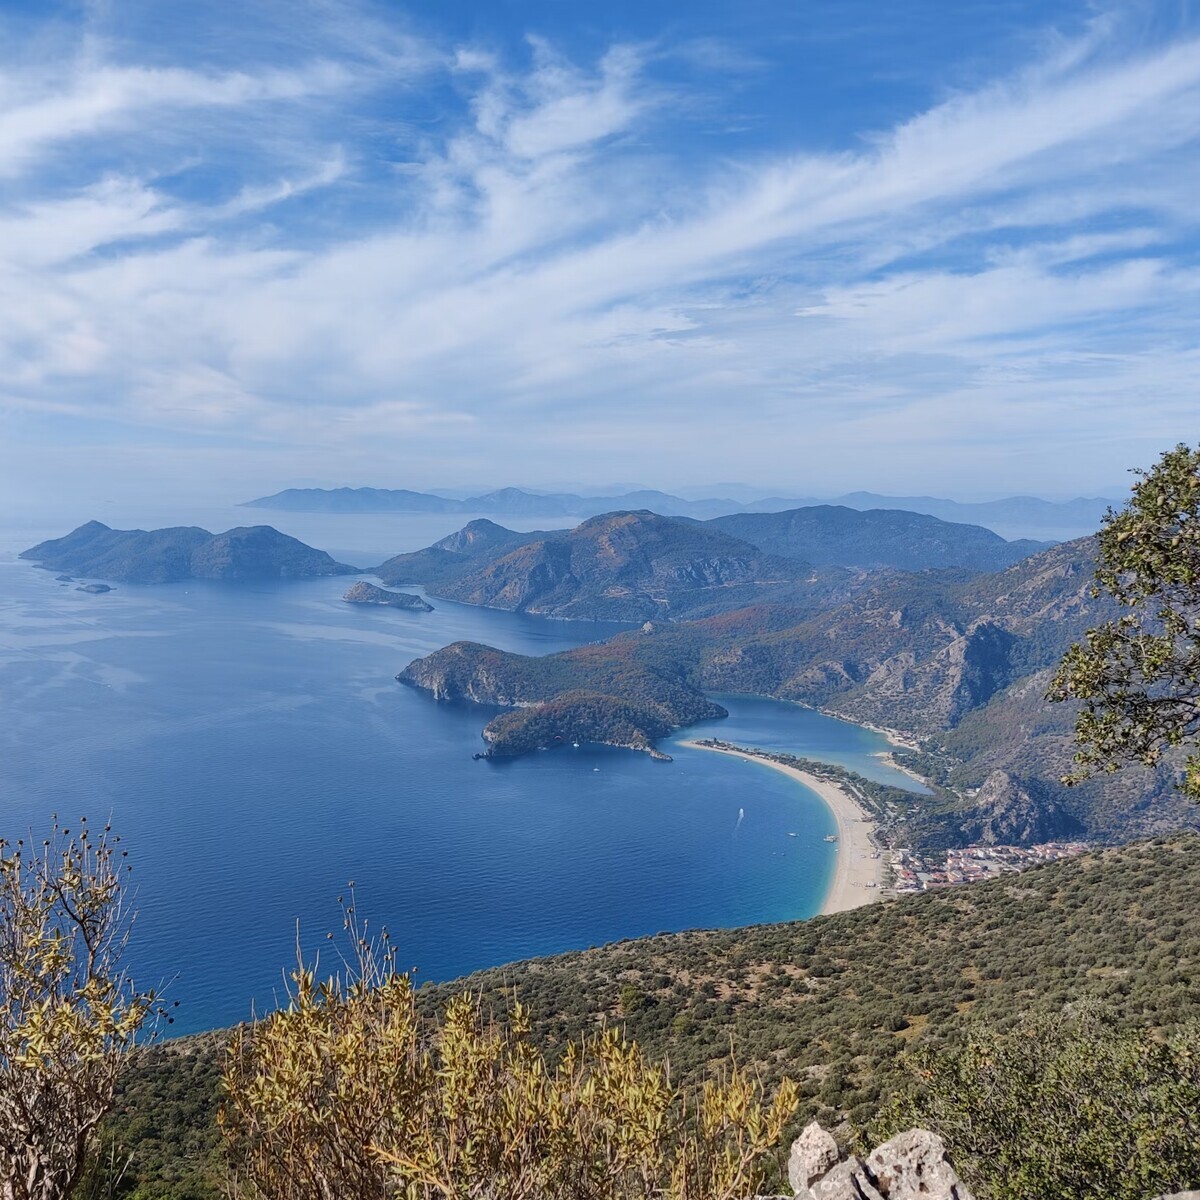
864,1129,974,1200
788,1122,841,1193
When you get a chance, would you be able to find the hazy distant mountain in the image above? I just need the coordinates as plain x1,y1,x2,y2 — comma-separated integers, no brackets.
241,485,1116,540
241,487,462,513
707,506,1048,571
745,492,1116,540
241,485,744,520
22,521,358,583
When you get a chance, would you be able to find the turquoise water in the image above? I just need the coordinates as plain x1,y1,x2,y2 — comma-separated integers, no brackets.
0,509,918,1034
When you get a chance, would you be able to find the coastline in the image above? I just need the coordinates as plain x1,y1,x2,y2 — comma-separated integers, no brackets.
678,739,882,917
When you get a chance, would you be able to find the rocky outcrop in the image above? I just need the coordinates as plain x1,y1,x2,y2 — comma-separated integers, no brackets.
957,770,1084,845
343,582,433,611
783,1126,974,1200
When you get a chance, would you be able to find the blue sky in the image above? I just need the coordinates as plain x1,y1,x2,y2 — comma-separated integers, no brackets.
1,0,1199,506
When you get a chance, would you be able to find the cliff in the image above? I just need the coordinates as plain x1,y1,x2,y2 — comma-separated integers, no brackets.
21,521,358,583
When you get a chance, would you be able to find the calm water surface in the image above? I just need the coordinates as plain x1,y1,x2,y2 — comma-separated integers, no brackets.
0,507,918,1033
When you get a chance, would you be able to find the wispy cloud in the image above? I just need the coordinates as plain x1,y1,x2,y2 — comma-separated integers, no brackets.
1,2,1199,499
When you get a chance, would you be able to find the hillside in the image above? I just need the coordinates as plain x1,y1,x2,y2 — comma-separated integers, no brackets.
746,492,1117,541
396,510,857,622
399,537,1199,842
707,505,1047,571
21,521,358,583
94,837,1200,1197
374,519,551,588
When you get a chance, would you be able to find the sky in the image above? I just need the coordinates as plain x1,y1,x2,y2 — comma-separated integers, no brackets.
1,0,1199,508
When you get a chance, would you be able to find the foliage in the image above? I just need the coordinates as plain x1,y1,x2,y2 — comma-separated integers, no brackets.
1051,443,1200,800
0,819,160,1200
94,837,1200,1197
219,904,797,1200
874,1005,1200,1199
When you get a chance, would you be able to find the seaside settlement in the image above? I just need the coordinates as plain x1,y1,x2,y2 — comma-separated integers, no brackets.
888,842,1090,893
689,738,1090,905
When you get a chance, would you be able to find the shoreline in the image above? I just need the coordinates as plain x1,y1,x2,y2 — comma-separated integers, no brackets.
678,739,882,917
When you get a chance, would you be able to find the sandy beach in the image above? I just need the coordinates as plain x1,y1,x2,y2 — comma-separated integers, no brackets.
679,740,882,916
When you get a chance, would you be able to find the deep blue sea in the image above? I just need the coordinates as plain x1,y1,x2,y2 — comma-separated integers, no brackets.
0,506,920,1034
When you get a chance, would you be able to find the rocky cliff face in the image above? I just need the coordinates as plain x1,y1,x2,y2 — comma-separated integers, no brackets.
956,770,1084,844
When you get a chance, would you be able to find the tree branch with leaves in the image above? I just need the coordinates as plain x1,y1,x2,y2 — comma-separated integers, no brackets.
1049,442,1200,800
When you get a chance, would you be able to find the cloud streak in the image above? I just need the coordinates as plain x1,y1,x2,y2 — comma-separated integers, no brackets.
1,3,1199,498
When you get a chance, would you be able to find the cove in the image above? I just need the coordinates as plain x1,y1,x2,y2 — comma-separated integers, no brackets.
0,512,919,1035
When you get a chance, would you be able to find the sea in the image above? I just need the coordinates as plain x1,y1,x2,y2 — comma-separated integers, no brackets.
0,505,923,1035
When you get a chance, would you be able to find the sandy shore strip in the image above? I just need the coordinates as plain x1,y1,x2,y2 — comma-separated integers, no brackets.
679,740,882,916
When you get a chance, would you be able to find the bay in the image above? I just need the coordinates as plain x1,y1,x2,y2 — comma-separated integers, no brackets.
0,508,919,1034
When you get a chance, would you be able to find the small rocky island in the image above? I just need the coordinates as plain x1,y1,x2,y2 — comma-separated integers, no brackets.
75,583,113,593
343,581,433,611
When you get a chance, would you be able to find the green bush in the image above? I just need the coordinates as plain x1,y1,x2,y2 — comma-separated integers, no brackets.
875,1004,1200,1199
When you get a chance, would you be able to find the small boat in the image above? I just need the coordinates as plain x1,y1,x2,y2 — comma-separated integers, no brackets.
787,832,798,838
824,834,839,843
573,742,580,748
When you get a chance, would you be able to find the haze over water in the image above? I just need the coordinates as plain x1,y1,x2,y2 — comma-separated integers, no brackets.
0,509,919,1034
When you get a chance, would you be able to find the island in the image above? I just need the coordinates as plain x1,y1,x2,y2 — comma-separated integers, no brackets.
21,521,359,584
75,583,113,594
342,581,433,611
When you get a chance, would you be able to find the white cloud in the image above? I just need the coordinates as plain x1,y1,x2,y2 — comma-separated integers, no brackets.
1,9,1200,499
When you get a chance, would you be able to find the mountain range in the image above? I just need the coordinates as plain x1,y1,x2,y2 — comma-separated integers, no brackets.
241,486,1116,540
21,521,358,583
372,505,1047,618
396,516,1196,845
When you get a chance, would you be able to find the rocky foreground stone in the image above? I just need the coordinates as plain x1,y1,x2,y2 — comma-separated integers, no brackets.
751,1124,975,1200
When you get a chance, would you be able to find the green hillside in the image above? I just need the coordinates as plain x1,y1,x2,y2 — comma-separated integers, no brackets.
96,836,1200,1197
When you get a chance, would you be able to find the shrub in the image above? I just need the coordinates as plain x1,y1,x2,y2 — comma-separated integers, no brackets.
875,1004,1200,1199
220,908,798,1200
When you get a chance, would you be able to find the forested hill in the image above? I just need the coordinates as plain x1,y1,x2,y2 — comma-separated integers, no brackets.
98,836,1200,1197
371,506,1048,612
400,536,1199,843
706,505,1048,571
382,510,860,621
21,521,358,583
